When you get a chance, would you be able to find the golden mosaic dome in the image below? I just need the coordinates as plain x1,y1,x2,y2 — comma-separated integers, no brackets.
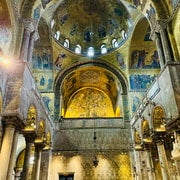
51,0,133,57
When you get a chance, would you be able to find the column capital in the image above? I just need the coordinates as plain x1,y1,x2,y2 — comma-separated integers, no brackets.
142,143,152,150
21,18,36,33
155,20,169,32
1,115,25,130
34,142,46,151
23,132,37,143
150,131,167,143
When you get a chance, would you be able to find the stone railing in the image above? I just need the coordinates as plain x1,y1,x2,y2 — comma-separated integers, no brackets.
56,117,130,130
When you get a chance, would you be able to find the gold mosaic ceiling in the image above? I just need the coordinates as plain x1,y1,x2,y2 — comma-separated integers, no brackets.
51,0,133,56
61,66,121,110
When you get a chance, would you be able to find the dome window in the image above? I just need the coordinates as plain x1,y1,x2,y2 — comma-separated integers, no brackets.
87,47,94,57
112,39,118,48
54,31,60,40
100,44,107,54
50,19,55,29
75,44,82,54
64,39,69,48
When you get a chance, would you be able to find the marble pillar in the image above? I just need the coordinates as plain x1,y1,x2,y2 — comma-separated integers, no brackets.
157,21,173,63
156,142,171,180
21,133,36,180
134,150,143,180
171,132,180,179
0,123,16,180
7,130,19,180
153,32,165,69
27,31,39,64
144,148,156,180
33,143,44,180
20,19,35,61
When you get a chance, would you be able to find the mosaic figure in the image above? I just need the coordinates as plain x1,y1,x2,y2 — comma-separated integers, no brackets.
116,52,126,69
54,52,66,69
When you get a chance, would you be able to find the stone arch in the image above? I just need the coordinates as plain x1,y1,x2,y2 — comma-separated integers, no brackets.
54,60,128,120
21,0,37,19
129,17,159,70
152,105,166,132
33,17,53,67
150,1,170,19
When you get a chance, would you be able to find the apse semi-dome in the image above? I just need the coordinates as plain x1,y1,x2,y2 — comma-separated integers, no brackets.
51,0,133,57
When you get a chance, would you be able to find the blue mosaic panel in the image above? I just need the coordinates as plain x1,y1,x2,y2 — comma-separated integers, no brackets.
130,74,156,90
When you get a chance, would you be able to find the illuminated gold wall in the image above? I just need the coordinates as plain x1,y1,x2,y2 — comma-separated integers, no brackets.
50,153,133,180
65,88,115,118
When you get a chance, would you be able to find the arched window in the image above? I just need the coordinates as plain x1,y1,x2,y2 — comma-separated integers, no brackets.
54,31,60,40
112,39,118,48
87,47,94,57
75,44,81,54
121,29,127,40
50,19,55,29
64,39,69,48
100,44,107,54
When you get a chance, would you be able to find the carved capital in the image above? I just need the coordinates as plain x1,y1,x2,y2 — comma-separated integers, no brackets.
21,18,36,33
150,131,167,143
154,20,168,32
1,116,25,130
23,132,37,143
34,141,46,151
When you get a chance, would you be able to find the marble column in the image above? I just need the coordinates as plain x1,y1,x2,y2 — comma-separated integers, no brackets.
144,147,156,180
0,116,3,148
171,132,180,179
174,160,180,179
157,21,173,63
134,150,143,180
21,133,36,180
156,142,171,180
20,19,35,61
152,32,165,69
33,143,45,180
0,123,16,180
7,130,19,180
139,151,148,180
27,31,39,64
